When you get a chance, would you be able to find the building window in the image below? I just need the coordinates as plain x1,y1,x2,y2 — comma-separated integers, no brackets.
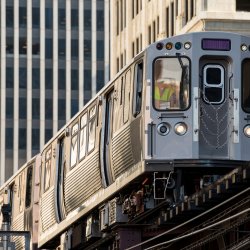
117,57,119,73
140,0,142,10
32,37,40,56
71,99,78,118
71,69,78,90
32,129,39,150
32,8,40,28
136,38,139,54
45,8,53,29
45,98,53,120
140,34,142,51
19,7,27,28
236,0,250,12
6,67,14,88
97,40,104,61
6,7,14,27
71,9,78,30
132,0,134,19
45,69,53,89
97,10,104,31
32,68,40,89
132,42,135,58
166,7,169,38
19,68,27,89
121,0,123,31
157,16,159,35
185,0,189,23
88,105,96,152
71,39,78,60
84,40,91,60
58,39,66,59
136,0,139,15
97,70,104,92
19,37,27,55
176,0,178,16
121,53,123,69
117,1,119,35
58,69,66,90
6,37,14,55
58,99,66,120
32,98,40,119
45,38,53,59
6,128,13,149
153,21,155,43
19,128,26,150
45,129,52,144
19,98,27,119
6,98,13,118
148,25,151,45
84,10,91,30
171,2,174,36
58,9,66,29
84,70,91,91
191,0,194,18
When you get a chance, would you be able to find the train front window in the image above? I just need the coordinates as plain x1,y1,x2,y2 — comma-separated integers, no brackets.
154,57,190,110
242,59,250,113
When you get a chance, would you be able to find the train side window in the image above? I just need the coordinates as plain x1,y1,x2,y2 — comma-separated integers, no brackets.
79,113,87,160
88,105,96,152
120,77,124,105
133,61,143,117
242,59,250,112
44,148,52,191
124,70,131,123
70,122,79,168
25,166,33,208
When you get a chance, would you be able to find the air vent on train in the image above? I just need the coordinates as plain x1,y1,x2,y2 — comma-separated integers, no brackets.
108,198,127,227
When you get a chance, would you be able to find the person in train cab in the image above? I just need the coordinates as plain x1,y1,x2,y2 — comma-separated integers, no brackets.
154,59,176,109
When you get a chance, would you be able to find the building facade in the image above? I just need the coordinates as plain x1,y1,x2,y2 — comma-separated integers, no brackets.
111,0,250,78
0,0,109,185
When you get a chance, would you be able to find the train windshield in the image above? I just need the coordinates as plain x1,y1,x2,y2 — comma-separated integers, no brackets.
154,57,190,110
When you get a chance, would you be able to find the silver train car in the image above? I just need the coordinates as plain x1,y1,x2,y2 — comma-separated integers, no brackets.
1,31,250,249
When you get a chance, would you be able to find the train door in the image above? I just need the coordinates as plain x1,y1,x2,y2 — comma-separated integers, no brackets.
199,58,233,158
102,90,114,187
55,137,66,222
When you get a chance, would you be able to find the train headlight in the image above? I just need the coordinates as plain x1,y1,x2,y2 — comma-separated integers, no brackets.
244,125,250,137
241,44,247,51
184,42,191,50
157,123,170,136
174,123,187,136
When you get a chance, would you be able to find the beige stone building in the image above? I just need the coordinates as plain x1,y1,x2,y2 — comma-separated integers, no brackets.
110,0,250,78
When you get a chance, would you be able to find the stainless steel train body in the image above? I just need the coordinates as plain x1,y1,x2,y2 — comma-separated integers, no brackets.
1,31,250,249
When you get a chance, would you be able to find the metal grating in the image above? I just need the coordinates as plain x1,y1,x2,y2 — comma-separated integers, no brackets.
41,187,57,232
12,212,25,250
64,151,102,214
112,124,134,179
108,198,117,226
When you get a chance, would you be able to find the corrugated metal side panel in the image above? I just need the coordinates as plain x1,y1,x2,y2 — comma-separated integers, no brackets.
112,124,134,179
12,212,25,250
64,151,102,214
41,187,56,231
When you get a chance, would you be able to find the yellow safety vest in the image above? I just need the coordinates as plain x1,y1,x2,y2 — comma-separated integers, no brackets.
155,86,175,102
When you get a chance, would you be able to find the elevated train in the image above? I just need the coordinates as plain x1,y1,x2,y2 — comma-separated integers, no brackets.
1,31,250,249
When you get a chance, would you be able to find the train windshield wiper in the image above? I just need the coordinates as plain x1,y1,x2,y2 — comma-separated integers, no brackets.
176,53,189,84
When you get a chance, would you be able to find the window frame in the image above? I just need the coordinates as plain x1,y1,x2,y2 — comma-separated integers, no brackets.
123,69,131,123
25,165,33,208
87,103,97,154
43,147,52,192
241,58,250,113
152,56,191,112
70,121,79,169
78,112,88,162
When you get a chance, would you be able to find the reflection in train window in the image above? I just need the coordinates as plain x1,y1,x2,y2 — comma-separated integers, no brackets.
88,105,96,152
133,61,143,116
44,148,52,191
124,70,131,123
71,122,79,168
242,59,250,113
79,113,87,160
25,166,33,208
